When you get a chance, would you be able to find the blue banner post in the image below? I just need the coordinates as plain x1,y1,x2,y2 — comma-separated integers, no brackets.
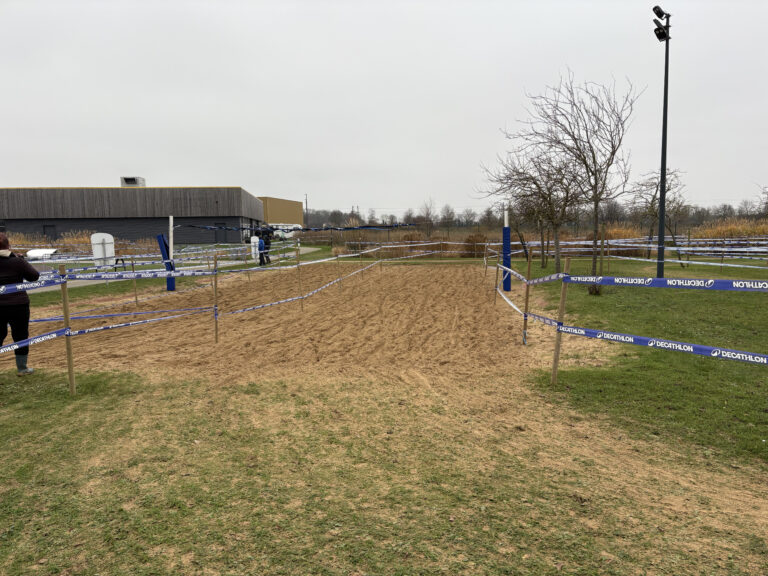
503,209,511,292
156,234,176,291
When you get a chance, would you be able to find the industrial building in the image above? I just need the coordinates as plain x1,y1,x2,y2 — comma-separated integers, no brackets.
0,180,266,243
258,196,304,227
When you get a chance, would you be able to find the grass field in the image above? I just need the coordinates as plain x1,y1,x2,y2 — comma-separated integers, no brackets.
512,256,768,463
1,255,767,574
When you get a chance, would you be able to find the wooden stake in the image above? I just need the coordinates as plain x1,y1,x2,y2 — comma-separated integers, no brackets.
58,265,76,395
337,255,343,291
493,263,500,304
599,224,606,276
130,257,138,305
483,243,489,277
551,258,571,386
378,243,383,273
522,250,533,345
296,245,304,311
213,255,219,344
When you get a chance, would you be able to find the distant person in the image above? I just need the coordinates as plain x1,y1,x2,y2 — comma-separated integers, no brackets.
263,231,272,264
258,233,266,266
0,233,40,376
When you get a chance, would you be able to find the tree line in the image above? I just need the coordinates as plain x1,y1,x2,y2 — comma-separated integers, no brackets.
307,73,765,287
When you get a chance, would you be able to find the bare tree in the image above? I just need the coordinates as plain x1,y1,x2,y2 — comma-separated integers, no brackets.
440,204,456,237
419,199,436,236
513,73,638,283
459,208,477,227
631,169,688,262
487,147,582,272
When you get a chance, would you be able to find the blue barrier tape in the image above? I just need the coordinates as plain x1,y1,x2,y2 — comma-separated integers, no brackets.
527,272,568,286
0,328,69,355
524,312,561,328
496,280,524,315
31,306,214,323
557,324,768,366
69,309,209,337
497,264,527,282
564,275,768,292
610,254,768,270
66,269,215,281
0,277,66,295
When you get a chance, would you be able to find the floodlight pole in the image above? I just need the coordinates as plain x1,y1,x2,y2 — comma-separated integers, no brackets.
656,12,671,278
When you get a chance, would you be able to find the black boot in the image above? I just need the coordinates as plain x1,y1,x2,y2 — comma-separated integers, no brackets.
16,354,34,376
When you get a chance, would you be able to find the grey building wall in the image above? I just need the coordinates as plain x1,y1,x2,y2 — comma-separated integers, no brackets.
0,187,264,221
0,217,257,244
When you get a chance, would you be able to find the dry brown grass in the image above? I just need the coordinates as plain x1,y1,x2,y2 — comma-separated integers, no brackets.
8,230,156,256
692,217,768,239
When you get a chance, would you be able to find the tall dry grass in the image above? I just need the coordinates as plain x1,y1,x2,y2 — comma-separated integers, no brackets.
8,230,156,256
692,218,768,239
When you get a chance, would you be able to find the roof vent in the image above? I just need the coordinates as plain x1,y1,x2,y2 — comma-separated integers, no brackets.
120,176,146,187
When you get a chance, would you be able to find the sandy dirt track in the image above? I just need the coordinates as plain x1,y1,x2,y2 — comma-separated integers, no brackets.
14,262,768,572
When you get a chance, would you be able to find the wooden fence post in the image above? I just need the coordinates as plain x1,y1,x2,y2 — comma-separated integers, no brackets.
58,265,76,395
213,255,219,344
551,258,571,386
493,263,500,304
337,255,343,291
599,224,606,276
522,250,533,345
130,257,138,305
296,245,304,311
483,243,489,277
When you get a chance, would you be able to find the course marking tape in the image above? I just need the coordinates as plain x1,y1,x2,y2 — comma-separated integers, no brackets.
557,324,768,366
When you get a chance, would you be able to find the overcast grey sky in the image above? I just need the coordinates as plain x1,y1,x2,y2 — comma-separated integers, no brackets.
1,0,766,218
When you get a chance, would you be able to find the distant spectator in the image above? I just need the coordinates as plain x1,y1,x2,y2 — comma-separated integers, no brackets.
0,233,40,376
263,231,272,264
258,233,266,266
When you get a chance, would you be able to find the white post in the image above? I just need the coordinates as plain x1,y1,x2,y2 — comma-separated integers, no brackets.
504,208,509,228
169,215,174,263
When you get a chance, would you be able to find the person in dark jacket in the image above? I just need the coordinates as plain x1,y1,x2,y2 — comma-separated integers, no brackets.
257,233,266,266
263,231,272,264
0,233,40,375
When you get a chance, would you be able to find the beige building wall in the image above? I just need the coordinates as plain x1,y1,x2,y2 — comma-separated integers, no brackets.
258,197,304,226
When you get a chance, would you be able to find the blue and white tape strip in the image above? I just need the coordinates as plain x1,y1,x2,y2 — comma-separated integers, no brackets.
525,312,560,328
557,324,768,366
0,277,66,295
527,272,568,286
609,255,768,270
31,306,214,324
66,269,216,281
496,285,524,316
0,328,69,355
564,275,768,292
224,294,305,316
497,264,527,282
68,309,209,337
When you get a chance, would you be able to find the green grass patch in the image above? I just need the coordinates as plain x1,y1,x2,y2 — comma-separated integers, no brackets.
3,372,762,574
513,256,768,462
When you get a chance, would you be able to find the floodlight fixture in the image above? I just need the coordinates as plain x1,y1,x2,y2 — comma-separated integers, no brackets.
651,5,672,278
